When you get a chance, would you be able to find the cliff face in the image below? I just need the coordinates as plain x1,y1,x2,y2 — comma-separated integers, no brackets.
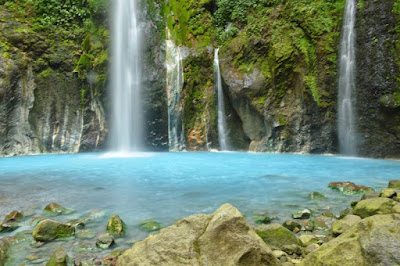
356,0,400,158
1,0,400,157
0,3,108,156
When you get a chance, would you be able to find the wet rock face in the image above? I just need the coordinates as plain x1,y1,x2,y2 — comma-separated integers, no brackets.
0,53,107,156
356,0,400,158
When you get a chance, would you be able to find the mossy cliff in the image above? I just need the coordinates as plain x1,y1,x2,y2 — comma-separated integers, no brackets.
161,0,345,152
0,0,109,155
1,0,400,156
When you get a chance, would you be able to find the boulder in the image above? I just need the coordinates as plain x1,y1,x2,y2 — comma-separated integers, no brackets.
43,203,73,216
312,216,336,230
106,215,126,237
256,223,300,249
332,215,361,236
292,209,311,219
117,204,280,265
46,248,69,266
339,207,353,218
253,215,271,224
0,222,19,233
5,210,23,222
380,188,398,199
300,214,400,265
353,198,400,218
32,219,75,242
299,235,318,247
360,191,380,200
328,182,374,195
388,180,400,189
282,220,301,232
139,219,161,231
96,233,115,249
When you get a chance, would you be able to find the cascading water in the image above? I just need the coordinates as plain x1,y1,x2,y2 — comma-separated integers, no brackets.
214,48,229,151
338,0,357,155
110,0,143,152
166,36,185,151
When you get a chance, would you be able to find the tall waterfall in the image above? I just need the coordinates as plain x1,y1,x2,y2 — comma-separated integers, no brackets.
214,48,229,151
110,0,143,152
166,37,185,151
338,0,357,155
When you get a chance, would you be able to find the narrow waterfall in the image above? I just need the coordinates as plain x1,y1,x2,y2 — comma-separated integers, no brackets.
110,0,143,152
338,0,357,155
166,36,185,151
214,48,229,151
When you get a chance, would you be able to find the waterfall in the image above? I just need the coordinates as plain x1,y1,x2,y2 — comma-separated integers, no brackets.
214,48,229,151
338,0,357,155
110,0,144,152
166,36,185,151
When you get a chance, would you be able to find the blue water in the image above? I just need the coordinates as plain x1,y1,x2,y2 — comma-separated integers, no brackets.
0,152,398,235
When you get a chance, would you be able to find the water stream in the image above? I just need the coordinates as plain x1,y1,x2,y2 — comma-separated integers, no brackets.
214,49,230,151
338,0,357,155
110,0,143,152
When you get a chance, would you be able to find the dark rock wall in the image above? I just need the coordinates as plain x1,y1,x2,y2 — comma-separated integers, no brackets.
356,0,400,158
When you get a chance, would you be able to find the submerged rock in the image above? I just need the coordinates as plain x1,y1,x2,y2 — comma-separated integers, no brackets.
309,192,326,199
96,233,115,249
43,203,74,216
253,215,272,224
32,219,75,242
5,210,24,222
388,180,400,189
46,248,69,266
256,223,300,249
353,198,400,218
0,238,11,265
328,182,375,195
0,222,19,233
139,219,161,231
117,203,279,265
76,229,96,240
106,215,126,237
301,214,400,265
332,215,361,236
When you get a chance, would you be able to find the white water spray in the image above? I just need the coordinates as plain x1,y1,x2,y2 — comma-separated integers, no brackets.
214,48,229,151
110,0,144,152
338,0,357,155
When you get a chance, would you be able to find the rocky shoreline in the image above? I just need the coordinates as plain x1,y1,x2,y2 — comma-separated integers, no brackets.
1,180,399,265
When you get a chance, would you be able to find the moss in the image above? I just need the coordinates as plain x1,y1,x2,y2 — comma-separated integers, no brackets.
37,68,53,78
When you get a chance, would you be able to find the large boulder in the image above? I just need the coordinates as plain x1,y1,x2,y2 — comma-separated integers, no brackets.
353,198,400,218
332,215,361,236
117,204,279,266
32,219,75,242
301,214,400,265
255,223,300,249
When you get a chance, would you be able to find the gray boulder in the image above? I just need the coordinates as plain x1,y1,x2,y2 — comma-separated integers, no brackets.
117,203,279,265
